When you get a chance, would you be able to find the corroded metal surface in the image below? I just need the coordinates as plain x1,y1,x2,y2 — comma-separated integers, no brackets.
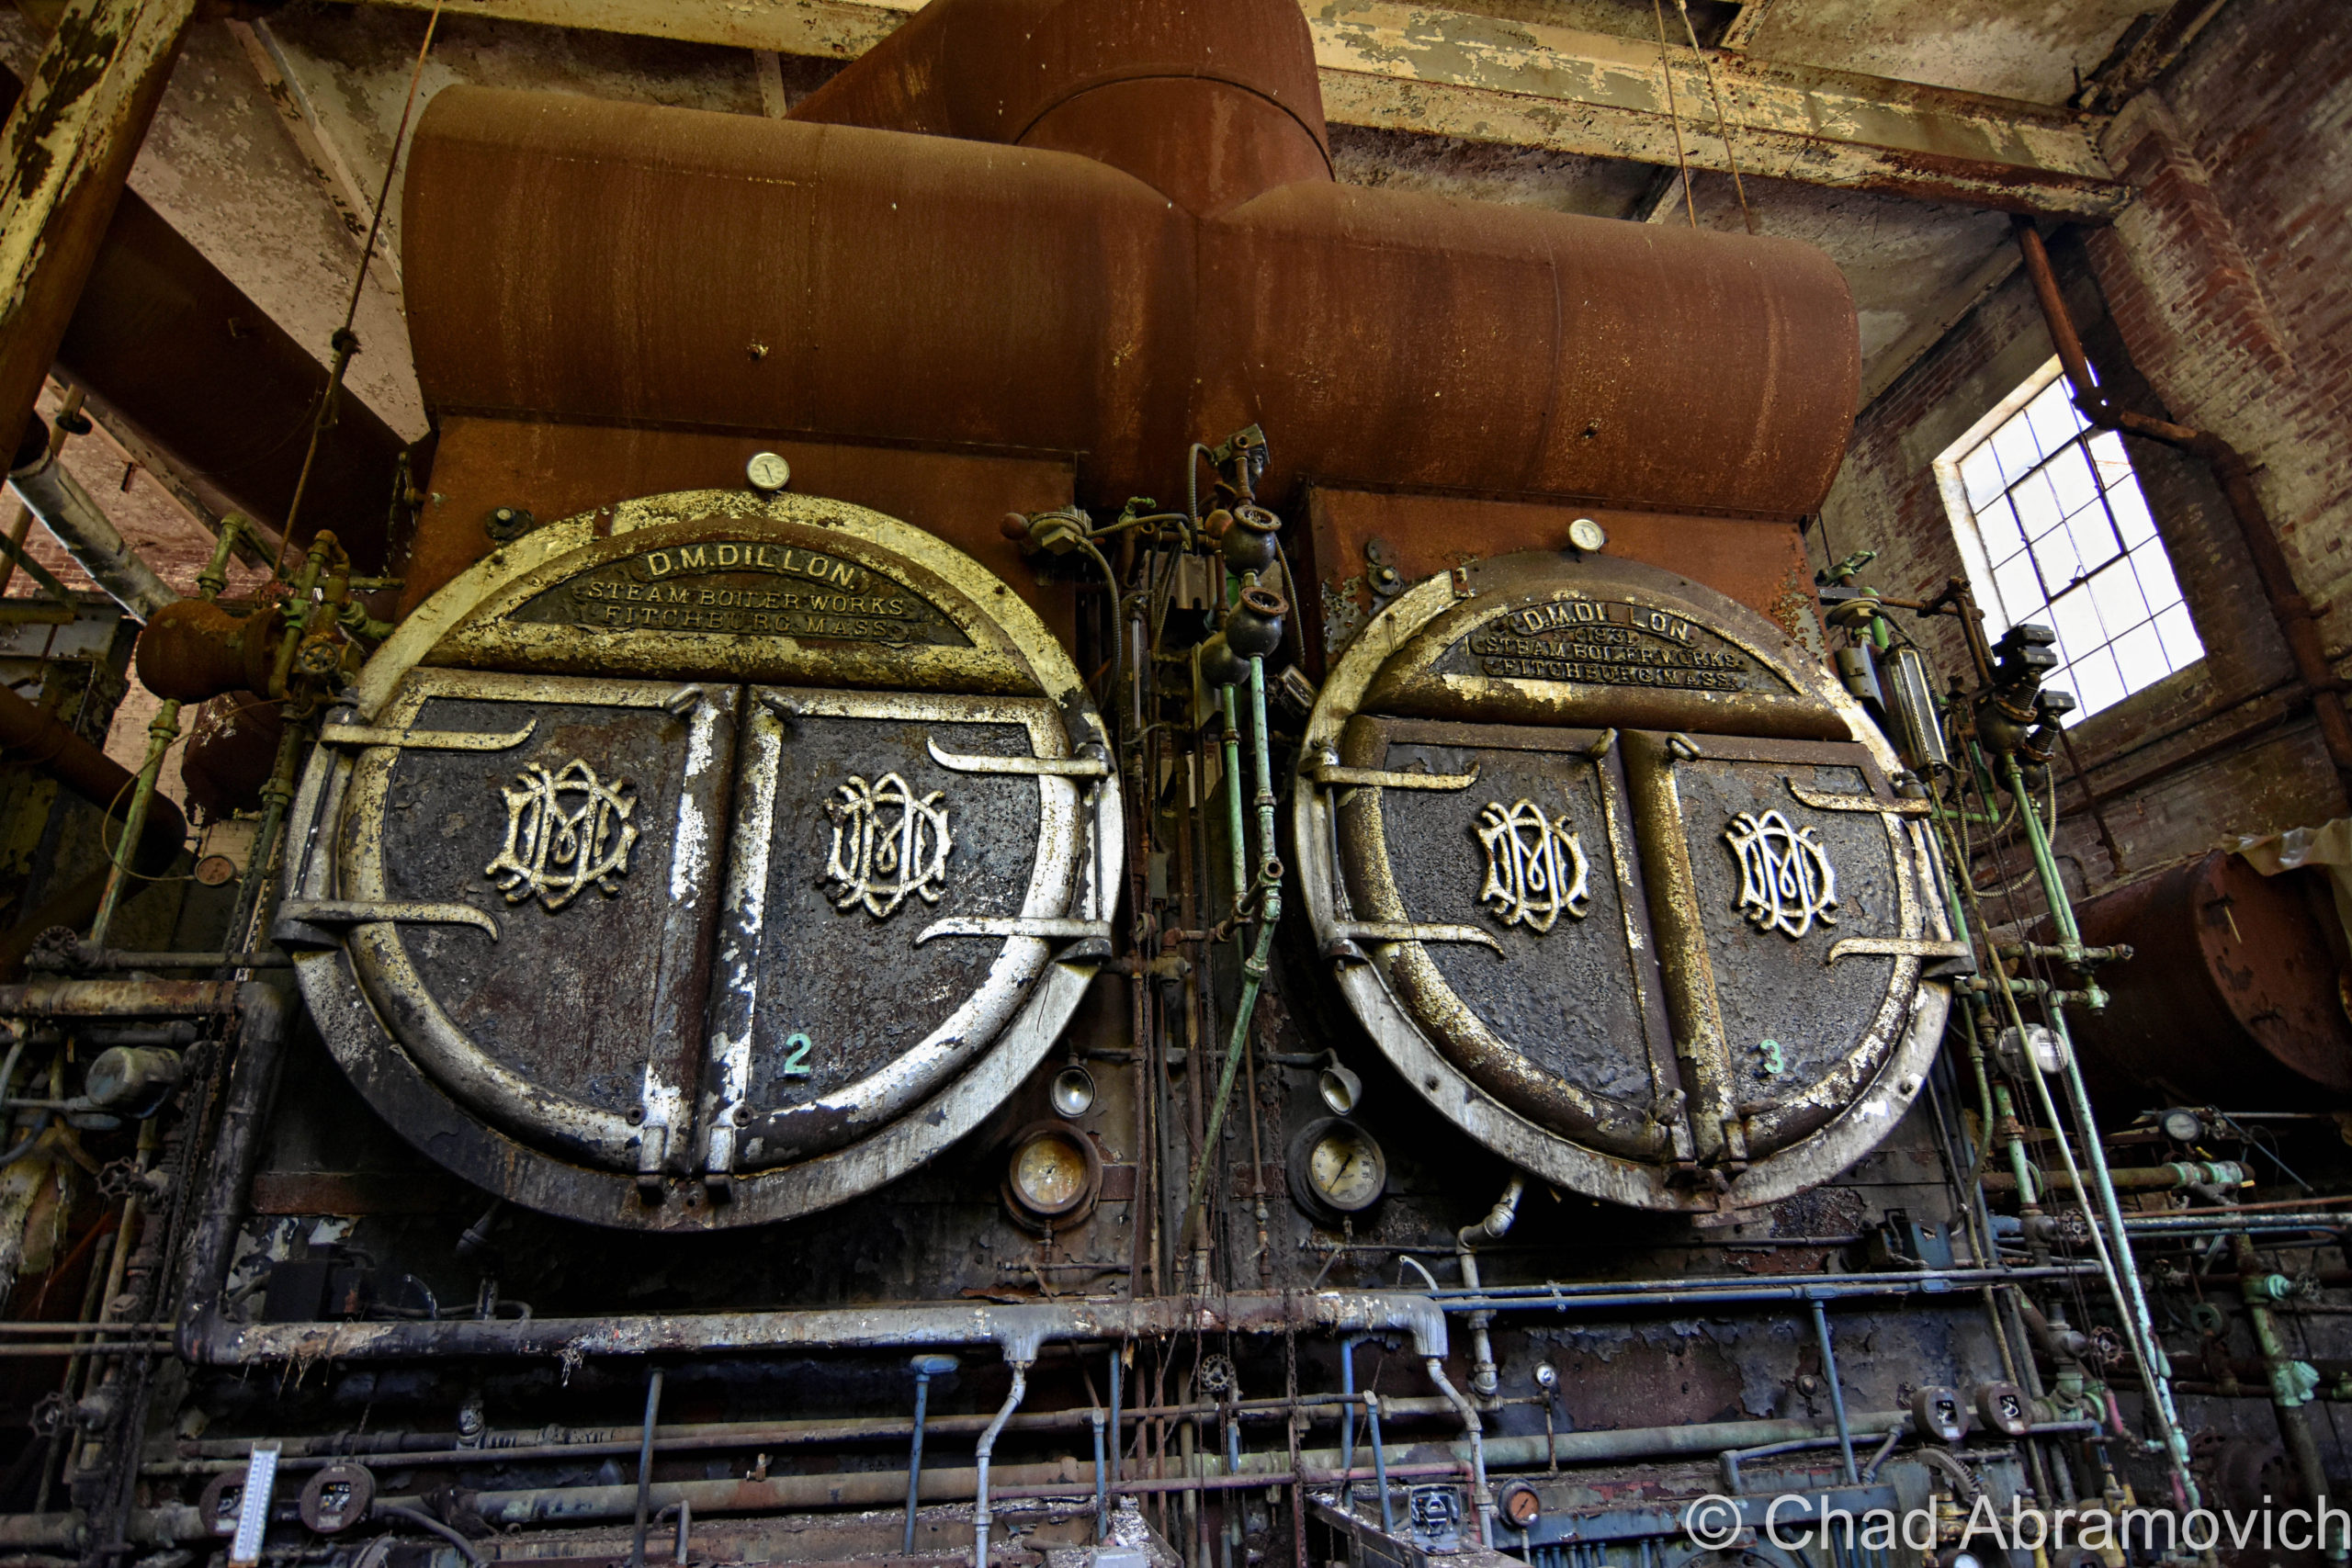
2062,849,2352,1106
1295,552,1951,1211
791,0,1331,216
398,85,1858,532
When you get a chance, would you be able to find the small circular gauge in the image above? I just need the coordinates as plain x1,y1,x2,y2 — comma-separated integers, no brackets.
1566,516,1609,553
745,450,793,493
1498,1481,1543,1529
1002,1122,1102,1230
1288,1117,1387,1223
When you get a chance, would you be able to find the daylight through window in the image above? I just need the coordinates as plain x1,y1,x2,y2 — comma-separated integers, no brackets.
1940,361,2202,724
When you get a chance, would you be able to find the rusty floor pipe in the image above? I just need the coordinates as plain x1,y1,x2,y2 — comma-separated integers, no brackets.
2014,218,2352,805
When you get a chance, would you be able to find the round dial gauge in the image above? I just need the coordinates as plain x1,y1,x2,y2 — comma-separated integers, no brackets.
1288,1117,1387,1221
1002,1122,1102,1229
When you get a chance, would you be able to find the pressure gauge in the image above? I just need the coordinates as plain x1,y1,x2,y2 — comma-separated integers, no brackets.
1003,1122,1101,1230
1288,1117,1387,1223
1566,516,1608,553
745,450,792,493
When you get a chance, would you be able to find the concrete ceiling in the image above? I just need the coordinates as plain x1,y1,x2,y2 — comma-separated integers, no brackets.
2,0,2201,514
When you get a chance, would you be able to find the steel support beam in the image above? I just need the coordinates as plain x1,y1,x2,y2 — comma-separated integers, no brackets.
1310,4,2124,217
0,0,201,471
348,0,2124,217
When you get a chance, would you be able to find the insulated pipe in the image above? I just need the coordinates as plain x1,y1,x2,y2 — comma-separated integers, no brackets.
1423,1358,1491,1548
972,1359,1030,1568
187,1291,1450,1365
2014,218,2352,803
1981,1160,2249,1194
1456,1175,1525,1398
7,428,175,624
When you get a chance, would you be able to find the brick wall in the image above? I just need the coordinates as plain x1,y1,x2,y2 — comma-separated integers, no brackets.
1820,0,2352,906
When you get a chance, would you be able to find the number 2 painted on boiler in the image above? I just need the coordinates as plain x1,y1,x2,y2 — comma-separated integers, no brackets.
782,1032,813,1078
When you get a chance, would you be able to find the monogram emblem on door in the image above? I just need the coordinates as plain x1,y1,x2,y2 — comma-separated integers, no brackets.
823,773,953,919
1724,808,1838,939
1475,798,1589,933
485,759,639,910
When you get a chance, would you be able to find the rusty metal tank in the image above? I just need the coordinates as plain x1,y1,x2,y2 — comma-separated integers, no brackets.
2060,849,2352,1108
395,0,1857,613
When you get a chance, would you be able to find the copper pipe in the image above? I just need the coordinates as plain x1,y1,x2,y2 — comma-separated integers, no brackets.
2014,219,2352,803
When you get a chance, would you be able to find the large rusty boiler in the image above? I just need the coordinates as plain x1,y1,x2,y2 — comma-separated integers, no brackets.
281,0,1938,1227
6,4,2147,1566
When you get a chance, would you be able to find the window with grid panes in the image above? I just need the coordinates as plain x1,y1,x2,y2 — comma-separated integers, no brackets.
1948,368,2202,723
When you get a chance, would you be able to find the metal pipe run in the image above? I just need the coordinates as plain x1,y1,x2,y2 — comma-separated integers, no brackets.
1458,1174,1524,1398
972,1359,1030,1568
1431,1264,2097,1316
1807,1299,1859,1484
905,1354,956,1553
2233,1233,2346,1561
153,1393,1500,1474
47,1408,2104,1551
1424,1356,1492,1547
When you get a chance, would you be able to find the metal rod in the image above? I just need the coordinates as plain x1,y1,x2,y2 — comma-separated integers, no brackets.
1339,1335,1362,1509
1108,1345,1123,1494
629,1369,664,1568
87,698,182,951
1808,1299,1858,1483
